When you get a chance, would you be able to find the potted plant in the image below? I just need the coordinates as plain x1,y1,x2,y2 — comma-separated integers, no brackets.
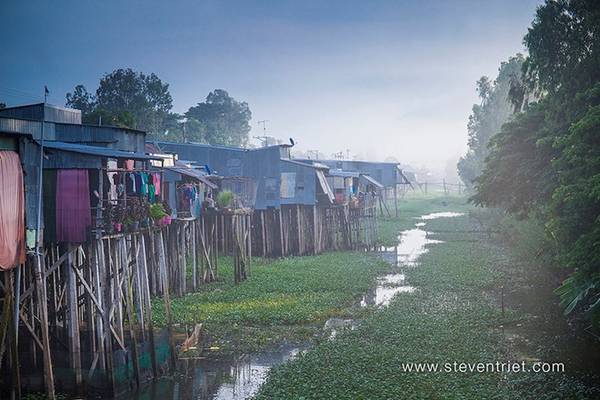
216,190,234,213
113,203,126,233
149,203,168,225
123,216,134,232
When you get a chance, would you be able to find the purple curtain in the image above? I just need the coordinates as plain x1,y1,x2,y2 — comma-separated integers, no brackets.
56,169,91,243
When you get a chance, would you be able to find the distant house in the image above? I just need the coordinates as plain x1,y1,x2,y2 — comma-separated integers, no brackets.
152,141,334,210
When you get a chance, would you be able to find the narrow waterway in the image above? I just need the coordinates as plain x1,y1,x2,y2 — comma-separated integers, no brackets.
123,211,463,400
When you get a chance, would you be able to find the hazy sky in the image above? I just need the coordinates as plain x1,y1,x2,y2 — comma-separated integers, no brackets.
0,0,541,172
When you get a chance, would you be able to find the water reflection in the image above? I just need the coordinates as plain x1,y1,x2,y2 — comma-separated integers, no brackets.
125,344,306,400
420,212,464,220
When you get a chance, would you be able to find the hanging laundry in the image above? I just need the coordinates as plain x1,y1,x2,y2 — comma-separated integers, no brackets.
56,169,92,243
134,173,142,194
128,173,137,194
140,172,149,196
191,192,202,217
148,184,156,203
107,160,118,201
0,151,25,270
152,172,161,195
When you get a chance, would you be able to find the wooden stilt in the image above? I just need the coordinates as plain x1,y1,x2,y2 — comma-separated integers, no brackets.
156,230,176,368
66,245,82,387
191,221,197,291
123,237,141,388
138,234,158,378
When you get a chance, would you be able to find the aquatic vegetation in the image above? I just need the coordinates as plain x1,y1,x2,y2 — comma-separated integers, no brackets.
254,204,600,399
152,252,390,353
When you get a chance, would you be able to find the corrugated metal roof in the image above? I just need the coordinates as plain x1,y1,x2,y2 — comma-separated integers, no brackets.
282,158,328,170
166,160,218,189
328,169,360,178
360,174,384,189
39,140,160,160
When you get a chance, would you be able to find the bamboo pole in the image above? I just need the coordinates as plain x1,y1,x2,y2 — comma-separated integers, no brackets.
138,234,158,377
156,230,176,368
66,245,82,387
191,221,197,291
123,237,141,388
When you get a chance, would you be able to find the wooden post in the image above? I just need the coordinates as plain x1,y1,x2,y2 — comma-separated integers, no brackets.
393,185,398,217
138,234,158,377
66,245,82,387
278,208,285,257
92,241,106,372
191,220,197,291
31,251,55,399
156,230,176,368
296,205,302,255
123,237,141,388
101,239,116,395
261,211,266,257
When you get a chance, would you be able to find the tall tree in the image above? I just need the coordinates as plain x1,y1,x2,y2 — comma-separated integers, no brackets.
161,113,207,143
186,89,251,146
65,84,96,115
66,68,173,132
473,0,600,325
457,55,524,187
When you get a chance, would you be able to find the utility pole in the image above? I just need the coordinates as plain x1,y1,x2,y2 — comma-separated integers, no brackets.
254,120,270,147
257,119,269,135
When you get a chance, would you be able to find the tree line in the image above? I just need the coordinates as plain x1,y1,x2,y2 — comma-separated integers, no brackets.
459,0,600,329
65,68,252,146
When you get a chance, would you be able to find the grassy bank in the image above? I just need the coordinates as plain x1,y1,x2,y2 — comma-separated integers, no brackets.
254,199,600,399
152,252,390,353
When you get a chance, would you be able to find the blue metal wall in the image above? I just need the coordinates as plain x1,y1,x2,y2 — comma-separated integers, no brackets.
300,159,400,187
154,142,323,209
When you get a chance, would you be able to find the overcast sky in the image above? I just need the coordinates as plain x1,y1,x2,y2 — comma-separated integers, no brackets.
0,0,541,173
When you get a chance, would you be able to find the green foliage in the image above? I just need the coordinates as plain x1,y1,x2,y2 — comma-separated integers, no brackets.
457,55,524,187
66,68,173,133
152,252,389,353
161,113,207,143
473,0,600,324
149,203,167,220
216,190,233,208
185,89,252,146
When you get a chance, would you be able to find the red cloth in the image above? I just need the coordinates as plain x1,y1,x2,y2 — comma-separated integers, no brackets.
0,151,25,270
56,169,92,243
